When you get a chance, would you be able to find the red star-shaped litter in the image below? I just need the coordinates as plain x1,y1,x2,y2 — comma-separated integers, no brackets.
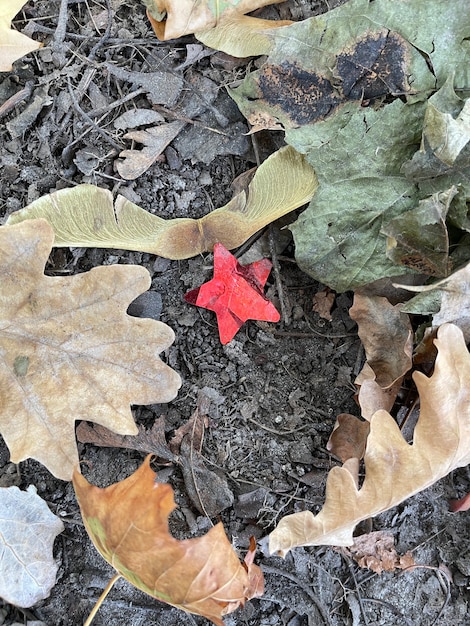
184,243,280,344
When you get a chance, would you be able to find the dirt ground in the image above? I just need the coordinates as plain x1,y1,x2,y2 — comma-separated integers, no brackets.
0,1,469,625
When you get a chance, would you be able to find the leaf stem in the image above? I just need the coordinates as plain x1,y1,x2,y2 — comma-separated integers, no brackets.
83,573,121,626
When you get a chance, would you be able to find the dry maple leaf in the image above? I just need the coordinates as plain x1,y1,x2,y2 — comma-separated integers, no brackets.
73,455,264,625
0,0,42,71
270,323,470,555
0,219,181,481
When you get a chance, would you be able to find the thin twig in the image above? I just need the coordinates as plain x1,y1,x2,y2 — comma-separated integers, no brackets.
361,597,414,626
263,565,333,626
66,77,123,151
0,82,34,120
429,569,452,626
87,88,146,118
399,564,452,626
26,23,182,44
188,400,213,523
58,66,95,135
342,554,369,625
88,0,113,61
152,104,228,136
50,0,71,68
52,0,69,47
269,224,290,325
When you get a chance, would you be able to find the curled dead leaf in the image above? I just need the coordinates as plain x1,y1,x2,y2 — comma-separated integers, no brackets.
355,362,402,421
327,413,370,463
270,324,470,555
116,121,186,180
350,294,413,389
350,293,412,420
73,455,263,625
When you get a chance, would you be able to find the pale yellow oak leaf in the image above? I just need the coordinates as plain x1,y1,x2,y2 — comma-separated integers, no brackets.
270,324,470,555
0,219,181,480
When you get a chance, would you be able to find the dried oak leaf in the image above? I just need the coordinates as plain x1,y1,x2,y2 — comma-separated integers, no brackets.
0,485,64,607
0,0,42,72
341,530,416,574
270,324,470,555
73,455,263,626
0,219,181,480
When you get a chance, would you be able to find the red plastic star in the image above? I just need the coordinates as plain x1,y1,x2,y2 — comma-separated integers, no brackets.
184,243,280,344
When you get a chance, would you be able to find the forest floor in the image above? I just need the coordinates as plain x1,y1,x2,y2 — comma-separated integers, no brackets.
0,1,469,625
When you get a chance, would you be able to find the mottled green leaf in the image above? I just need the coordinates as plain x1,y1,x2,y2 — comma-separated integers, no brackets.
423,77,470,166
229,0,442,131
400,261,470,341
228,0,470,291
382,188,455,277
290,100,424,291
401,80,470,232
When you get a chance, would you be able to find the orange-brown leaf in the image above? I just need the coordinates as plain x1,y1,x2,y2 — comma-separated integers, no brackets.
73,456,263,625
350,294,412,389
350,293,412,419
